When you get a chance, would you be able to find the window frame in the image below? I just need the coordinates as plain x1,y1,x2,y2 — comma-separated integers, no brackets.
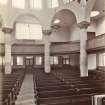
30,0,42,9
48,0,59,8
16,56,24,66
0,0,7,5
12,0,25,9
15,22,42,40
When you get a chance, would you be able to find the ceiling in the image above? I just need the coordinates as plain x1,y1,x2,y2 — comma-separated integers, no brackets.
51,0,105,28
52,9,76,28
92,0,105,20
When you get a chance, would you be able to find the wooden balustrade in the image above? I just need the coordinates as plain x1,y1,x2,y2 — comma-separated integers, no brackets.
0,34,105,55
51,41,80,54
87,34,105,51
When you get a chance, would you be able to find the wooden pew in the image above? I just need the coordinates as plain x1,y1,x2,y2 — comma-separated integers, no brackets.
37,94,93,105
102,97,105,105
34,68,105,105
0,69,25,105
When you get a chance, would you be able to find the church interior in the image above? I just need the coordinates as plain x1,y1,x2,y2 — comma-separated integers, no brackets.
0,0,105,105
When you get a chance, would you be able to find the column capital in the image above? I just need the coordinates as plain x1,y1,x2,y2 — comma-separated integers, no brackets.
80,0,87,8
2,27,13,34
78,21,90,29
42,29,52,35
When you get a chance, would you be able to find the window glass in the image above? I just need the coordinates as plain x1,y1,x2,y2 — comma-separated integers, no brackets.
53,56,58,64
50,56,54,64
17,56,23,65
0,0,7,5
63,0,73,4
0,56,2,65
12,0,25,9
36,56,42,65
0,56,5,65
99,53,105,66
30,0,42,9
11,56,13,66
63,55,70,65
16,23,42,40
65,59,69,64
48,0,59,8
104,53,105,66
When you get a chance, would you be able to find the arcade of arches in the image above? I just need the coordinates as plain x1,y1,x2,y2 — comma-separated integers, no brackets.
0,0,105,105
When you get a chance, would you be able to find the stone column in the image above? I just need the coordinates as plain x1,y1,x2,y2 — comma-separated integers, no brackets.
43,29,52,73
2,27,13,74
78,22,89,77
80,0,87,7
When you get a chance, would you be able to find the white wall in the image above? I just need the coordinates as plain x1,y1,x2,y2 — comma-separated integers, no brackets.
98,53,105,66
87,21,96,32
88,54,96,70
12,26,70,44
70,23,80,41
70,22,96,41
50,27,70,42
0,28,4,43
96,16,105,36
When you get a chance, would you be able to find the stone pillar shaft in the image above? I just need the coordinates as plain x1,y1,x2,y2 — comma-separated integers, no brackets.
80,28,88,77
2,27,12,74
78,22,89,77
43,29,52,73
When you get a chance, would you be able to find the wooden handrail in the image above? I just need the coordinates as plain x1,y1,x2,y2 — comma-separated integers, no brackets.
88,33,105,41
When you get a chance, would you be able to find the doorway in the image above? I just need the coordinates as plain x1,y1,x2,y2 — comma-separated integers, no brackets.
25,56,34,72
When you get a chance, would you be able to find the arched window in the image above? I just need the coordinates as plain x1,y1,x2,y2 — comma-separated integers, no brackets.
63,0,73,4
16,22,42,40
0,0,7,5
30,0,42,9
12,0,25,9
48,0,59,8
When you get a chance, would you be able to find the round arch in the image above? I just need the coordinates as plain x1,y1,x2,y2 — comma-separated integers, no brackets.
49,2,81,25
51,9,77,27
12,12,42,26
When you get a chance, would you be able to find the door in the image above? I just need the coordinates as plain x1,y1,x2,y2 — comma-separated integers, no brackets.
25,56,34,72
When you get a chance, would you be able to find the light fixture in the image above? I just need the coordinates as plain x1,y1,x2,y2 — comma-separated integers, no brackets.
51,25,60,30
54,19,60,24
90,11,100,17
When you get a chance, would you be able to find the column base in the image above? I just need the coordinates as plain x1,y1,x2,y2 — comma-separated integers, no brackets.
45,71,51,74
44,67,51,73
5,64,12,74
80,67,88,77
80,73,88,77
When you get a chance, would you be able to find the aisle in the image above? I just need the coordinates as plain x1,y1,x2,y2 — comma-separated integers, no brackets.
15,73,35,105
